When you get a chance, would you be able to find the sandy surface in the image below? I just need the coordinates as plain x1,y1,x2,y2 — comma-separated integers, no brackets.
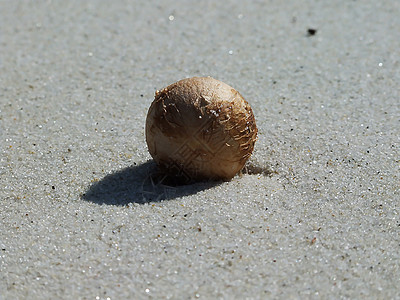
1,1,399,299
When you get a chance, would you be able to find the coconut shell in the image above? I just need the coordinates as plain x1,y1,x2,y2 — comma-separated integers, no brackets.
145,76,257,181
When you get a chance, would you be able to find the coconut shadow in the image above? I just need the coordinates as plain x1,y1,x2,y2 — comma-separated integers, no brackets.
81,160,221,205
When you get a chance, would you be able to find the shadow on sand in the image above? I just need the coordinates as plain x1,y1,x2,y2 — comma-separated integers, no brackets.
81,160,220,205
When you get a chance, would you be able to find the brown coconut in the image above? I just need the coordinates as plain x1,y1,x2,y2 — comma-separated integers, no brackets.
145,76,257,181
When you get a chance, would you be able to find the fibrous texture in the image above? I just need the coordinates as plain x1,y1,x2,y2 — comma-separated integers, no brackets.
145,77,257,181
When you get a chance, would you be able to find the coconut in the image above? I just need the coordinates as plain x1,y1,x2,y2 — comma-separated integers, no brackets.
145,76,257,181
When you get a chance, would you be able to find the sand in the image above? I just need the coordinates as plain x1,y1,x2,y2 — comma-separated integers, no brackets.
1,1,399,299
